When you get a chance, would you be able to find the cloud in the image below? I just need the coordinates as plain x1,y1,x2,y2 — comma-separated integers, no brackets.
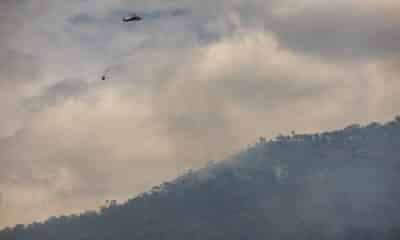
24,78,91,112
1,0,400,229
266,0,400,60
0,0,26,47
145,31,352,165
0,50,43,138
69,13,96,25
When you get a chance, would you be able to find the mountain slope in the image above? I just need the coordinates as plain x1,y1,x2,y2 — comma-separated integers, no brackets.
2,117,400,240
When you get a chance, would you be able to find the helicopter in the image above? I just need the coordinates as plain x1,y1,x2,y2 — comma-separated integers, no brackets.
122,14,142,22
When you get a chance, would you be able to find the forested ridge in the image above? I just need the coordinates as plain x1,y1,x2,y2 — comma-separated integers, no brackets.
2,117,400,240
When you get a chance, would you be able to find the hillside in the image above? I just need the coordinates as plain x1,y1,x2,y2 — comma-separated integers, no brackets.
2,117,400,240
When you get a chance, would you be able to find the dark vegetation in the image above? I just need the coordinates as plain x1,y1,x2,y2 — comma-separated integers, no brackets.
2,117,400,240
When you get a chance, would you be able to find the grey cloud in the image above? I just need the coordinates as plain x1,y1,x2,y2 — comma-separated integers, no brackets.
0,1,37,72
0,0,51,47
25,78,91,112
0,0,26,47
0,50,41,87
69,13,96,25
0,50,42,137
0,0,46,136
138,8,190,19
43,79,90,100
188,1,400,61
266,3,400,61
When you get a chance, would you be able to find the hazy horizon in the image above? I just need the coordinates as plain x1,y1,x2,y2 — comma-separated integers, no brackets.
1,0,400,228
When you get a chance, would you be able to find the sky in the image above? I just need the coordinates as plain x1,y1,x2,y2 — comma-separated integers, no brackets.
1,0,400,228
